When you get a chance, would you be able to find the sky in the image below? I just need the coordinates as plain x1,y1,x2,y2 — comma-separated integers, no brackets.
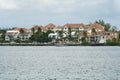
0,0,120,29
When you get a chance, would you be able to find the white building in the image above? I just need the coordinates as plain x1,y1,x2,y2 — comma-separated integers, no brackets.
5,28,32,41
87,23,106,44
5,30,19,41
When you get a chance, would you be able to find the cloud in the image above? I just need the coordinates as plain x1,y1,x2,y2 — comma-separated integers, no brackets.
0,0,107,13
0,0,120,29
0,0,18,10
113,0,120,13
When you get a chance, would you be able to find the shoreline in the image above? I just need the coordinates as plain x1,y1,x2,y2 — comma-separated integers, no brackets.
0,43,119,46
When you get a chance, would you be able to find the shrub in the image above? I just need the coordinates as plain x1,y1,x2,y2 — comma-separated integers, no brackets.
81,41,89,46
106,41,119,46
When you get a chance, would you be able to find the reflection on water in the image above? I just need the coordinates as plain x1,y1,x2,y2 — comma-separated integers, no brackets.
0,46,120,80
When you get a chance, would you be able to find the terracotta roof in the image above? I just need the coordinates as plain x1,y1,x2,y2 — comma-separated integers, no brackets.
88,23,104,31
45,23,56,29
32,25,44,30
14,28,30,34
64,23,86,28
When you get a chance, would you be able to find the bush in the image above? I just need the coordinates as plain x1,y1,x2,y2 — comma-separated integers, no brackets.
81,41,89,46
106,41,119,46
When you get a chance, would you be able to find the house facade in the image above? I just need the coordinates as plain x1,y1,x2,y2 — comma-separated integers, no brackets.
87,23,106,44
5,28,32,41
5,23,119,43
63,23,86,32
5,30,20,41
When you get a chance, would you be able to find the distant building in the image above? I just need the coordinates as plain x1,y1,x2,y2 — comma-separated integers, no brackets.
5,28,32,41
63,23,86,32
5,23,119,43
45,23,56,32
87,23,106,44
31,25,45,32
15,28,32,41
104,32,118,40
5,30,19,41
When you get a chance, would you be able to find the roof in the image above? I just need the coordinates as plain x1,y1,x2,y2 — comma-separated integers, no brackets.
32,25,44,30
6,30,19,35
64,23,86,28
14,28,30,34
45,23,56,29
88,23,104,31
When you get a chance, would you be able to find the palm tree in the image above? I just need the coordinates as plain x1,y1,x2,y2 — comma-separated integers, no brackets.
111,26,117,32
19,28,25,41
68,27,72,40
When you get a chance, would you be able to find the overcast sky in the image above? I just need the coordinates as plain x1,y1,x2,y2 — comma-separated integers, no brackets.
0,0,120,29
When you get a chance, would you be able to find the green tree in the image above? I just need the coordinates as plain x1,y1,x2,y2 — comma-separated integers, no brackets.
96,19,111,31
111,26,117,32
36,27,41,34
92,28,96,33
31,28,35,34
20,28,24,34
58,30,63,39
83,31,87,37
29,30,53,43
118,31,120,40
68,27,72,39
104,23,111,31
0,29,6,42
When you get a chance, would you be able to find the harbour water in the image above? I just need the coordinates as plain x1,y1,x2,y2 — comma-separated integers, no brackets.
0,46,120,80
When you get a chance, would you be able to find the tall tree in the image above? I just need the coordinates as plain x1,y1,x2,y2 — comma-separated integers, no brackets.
111,26,117,32
58,30,63,39
20,28,24,34
104,23,111,31
68,27,72,39
118,31,120,40
31,28,35,34
96,19,111,31
83,31,87,37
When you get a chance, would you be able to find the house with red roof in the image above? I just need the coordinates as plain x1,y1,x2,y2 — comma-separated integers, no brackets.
5,30,20,41
5,28,32,41
45,23,56,32
63,23,86,32
31,25,45,32
87,23,106,44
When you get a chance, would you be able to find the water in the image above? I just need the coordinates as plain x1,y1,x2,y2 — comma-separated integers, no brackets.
0,46,120,80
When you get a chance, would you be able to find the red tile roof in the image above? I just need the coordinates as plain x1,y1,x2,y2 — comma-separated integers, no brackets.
88,23,104,31
64,23,86,28
14,28,30,34
32,25,44,30
45,23,56,29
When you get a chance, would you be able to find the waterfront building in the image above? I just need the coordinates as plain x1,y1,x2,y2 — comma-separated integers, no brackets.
87,23,106,44
5,28,32,41
5,23,119,44
5,30,19,41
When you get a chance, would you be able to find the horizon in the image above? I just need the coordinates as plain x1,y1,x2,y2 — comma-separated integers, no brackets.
0,0,120,29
